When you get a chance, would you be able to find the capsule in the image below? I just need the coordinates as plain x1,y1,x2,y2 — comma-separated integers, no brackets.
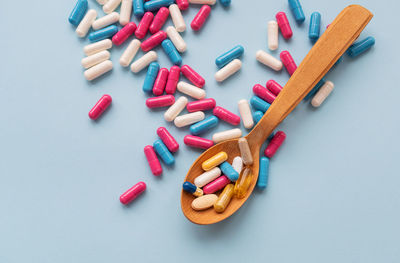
169,4,186,32
135,12,154,39
184,135,214,149
142,62,160,92
194,167,221,187
280,50,297,75
238,137,253,166
153,139,175,165
202,151,228,171
250,96,270,113
215,45,244,68
288,0,305,24
69,0,88,26
213,106,240,125
190,116,219,135
76,9,97,37
112,22,137,45
92,12,120,30
81,50,110,69
149,7,169,34
103,0,122,14
162,39,182,65
187,98,216,112
174,111,205,128
144,145,162,175
88,25,118,42
146,95,175,108
166,26,187,53
276,12,292,39
88,94,112,120
164,96,188,122
238,99,254,129
141,30,167,51
191,194,218,210
215,59,242,82
253,111,264,124
256,50,283,71
219,0,231,7
177,81,206,100
253,84,276,104
212,128,242,143
266,80,283,96
120,39,141,67
84,60,113,81
133,0,145,16
311,81,334,107
264,131,286,158
131,51,158,73
220,161,239,181
267,21,279,51
183,182,203,197
84,39,112,56
157,127,179,152
234,167,252,198
181,65,205,88
144,0,175,12
203,175,230,194
96,0,107,4
120,181,146,205
232,156,243,174
165,66,180,94
120,0,133,25
189,0,216,4
191,5,211,31
256,157,270,189
309,12,321,40
347,36,375,57
214,184,234,213
304,78,325,100
153,68,169,95
176,0,189,10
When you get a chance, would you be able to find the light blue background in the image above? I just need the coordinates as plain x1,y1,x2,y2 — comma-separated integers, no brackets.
1,0,399,262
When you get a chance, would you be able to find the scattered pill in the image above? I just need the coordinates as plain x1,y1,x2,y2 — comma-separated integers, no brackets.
215,59,242,82
257,157,269,189
219,0,231,7
88,94,112,120
184,135,214,149
191,194,218,210
84,60,113,80
96,0,108,4
150,7,170,34
120,39,141,67
164,96,188,121
153,68,169,95
112,22,137,45
276,12,293,39
253,84,276,104
69,0,88,26
81,50,110,69
264,131,286,158
181,65,205,88
253,111,264,124
280,50,297,75
88,25,119,42
215,45,244,68
76,9,97,37
135,12,154,39
103,0,122,14
174,111,205,127
146,95,175,108
231,156,243,174
131,51,158,73
203,175,230,194
267,21,279,51
144,145,163,176
162,39,182,65
256,50,283,71
166,26,187,53
194,167,221,187
288,0,305,24
202,151,228,171
169,4,186,32
144,0,175,12
177,81,206,99
214,184,234,213
238,99,254,129
309,12,321,40
176,0,189,10
165,66,181,94
304,78,325,100
266,79,283,96
142,30,167,51
92,12,120,30
190,116,219,135
143,62,160,92
234,166,252,198
220,161,239,181
212,128,242,143
120,181,146,205
213,106,240,125
238,137,253,165
189,0,216,4
183,182,203,197
157,127,179,152
191,5,211,31
347,36,375,57
311,80,334,107
133,0,145,16
120,0,133,25
84,39,112,56
187,98,216,112
153,139,175,165
250,96,270,113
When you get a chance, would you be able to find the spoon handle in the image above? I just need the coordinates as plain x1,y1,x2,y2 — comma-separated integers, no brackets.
247,5,373,146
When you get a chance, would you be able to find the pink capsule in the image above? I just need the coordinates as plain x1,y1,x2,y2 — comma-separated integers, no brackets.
213,106,240,126
203,175,230,194
146,95,175,108
157,127,179,152
135,12,154,39
191,5,211,31
181,65,205,88
165,66,180,94
264,131,286,158
152,68,169,95
112,22,137,45
120,182,146,205
141,30,167,52
149,7,169,34
144,145,162,176
187,98,216,112
266,80,283,96
280,50,297,75
276,12,293,39
184,135,214,149
176,0,189,10
88,94,112,120
253,84,276,104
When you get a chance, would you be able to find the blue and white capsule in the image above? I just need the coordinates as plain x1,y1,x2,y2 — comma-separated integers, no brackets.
347,36,375,58
309,12,321,40
288,0,305,24
183,182,203,197
250,96,270,113
190,116,219,135
162,39,182,66
88,25,119,42
153,139,175,165
69,0,88,26
219,0,231,7
133,0,145,16
253,111,264,124
215,45,244,68
143,62,160,93
304,78,325,101
144,0,174,12
220,161,239,181
257,157,269,189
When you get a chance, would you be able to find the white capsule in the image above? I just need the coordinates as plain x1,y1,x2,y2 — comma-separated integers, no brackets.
238,99,254,129
256,50,283,71
311,81,334,107
130,51,158,73
268,21,279,51
76,9,97,38
164,96,188,122
84,39,113,56
191,194,218,211
84,60,113,81
238,138,253,165
188,0,216,4
81,50,110,69
232,156,243,174
174,112,205,128
177,81,206,100
103,0,122,14
194,167,222,187
166,26,187,53
120,39,141,67
92,12,120,30
169,4,186,32
96,0,108,4
212,128,242,143
119,0,132,26
215,59,242,82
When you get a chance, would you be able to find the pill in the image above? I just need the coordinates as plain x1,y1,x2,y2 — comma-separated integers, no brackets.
143,62,160,92
280,50,297,75
213,106,240,125
146,95,175,108
311,80,334,107
81,50,110,69
112,22,137,46
194,167,221,187
183,182,203,197
174,111,205,127
177,81,206,100
76,9,97,37
266,80,283,96
149,7,170,34
288,0,305,24
88,94,112,120
144,145,162,176
96,0,108,4
153,139,175,165
219,0,231,7
264,131,286,158
165,66,181,94
190,116,219,135
238,137,253,166
231,156,243,174
304,78,325,100
141,30,167,52
187,98,216,112
253,84,276,104
189,0,216,4
256,50,283,71
69,0,88,26
162,39,182,65
212,128,242,143
267,21,279,50
253,111,264,124
103,0,122,14
164,96,188,121
234,167,252,198
169,4,186,32
202,152,227,171
131,51,158,73
84,60,113,81
84,39,112,56
257,157,269,189
309,12,321,40
215,45,244,68
191,5,211,31
214,184,234,213
144,0,175,12
181,65,205,88
220,161,239,181
120,39,141,67
215,59,242,82
276,12,292,39
184,135,214,149
203,175,230,194
120,181,146,205
191,194,218,210
133,0,145,16
88,25,119,42
250,96,270,113
152,68,169,95
166,26,187,53
92,12,120,30
347,36,375,57
157,127,179,152
238,99,254,129
176,0,189,10
135,12,154,39
120,0,133,25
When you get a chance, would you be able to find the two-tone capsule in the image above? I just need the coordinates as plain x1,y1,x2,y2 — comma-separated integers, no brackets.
183,182,203,197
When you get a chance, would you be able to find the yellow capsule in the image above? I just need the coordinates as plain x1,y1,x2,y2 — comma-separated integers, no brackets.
234,167,252,198
214,184,234,213
202,151,228,171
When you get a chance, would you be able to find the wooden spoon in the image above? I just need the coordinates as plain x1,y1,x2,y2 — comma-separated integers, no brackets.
181,5,373,225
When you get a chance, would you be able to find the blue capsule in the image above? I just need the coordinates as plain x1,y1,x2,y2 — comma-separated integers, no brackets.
183,182,197,193
215,45,244,68
153,139,175,165
219,0,231,7
250,96,270,113
304,78,325,101
133,0,145,16
144,0,174,12
143,62,160,93
288,0,305,24
253,111,264,124
220,162,239,181
68,0,88,26
257,157,270,189
347,36,375,58
309,12,321,40
88,25,119,42
162,39,182,66
190,116,219,135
